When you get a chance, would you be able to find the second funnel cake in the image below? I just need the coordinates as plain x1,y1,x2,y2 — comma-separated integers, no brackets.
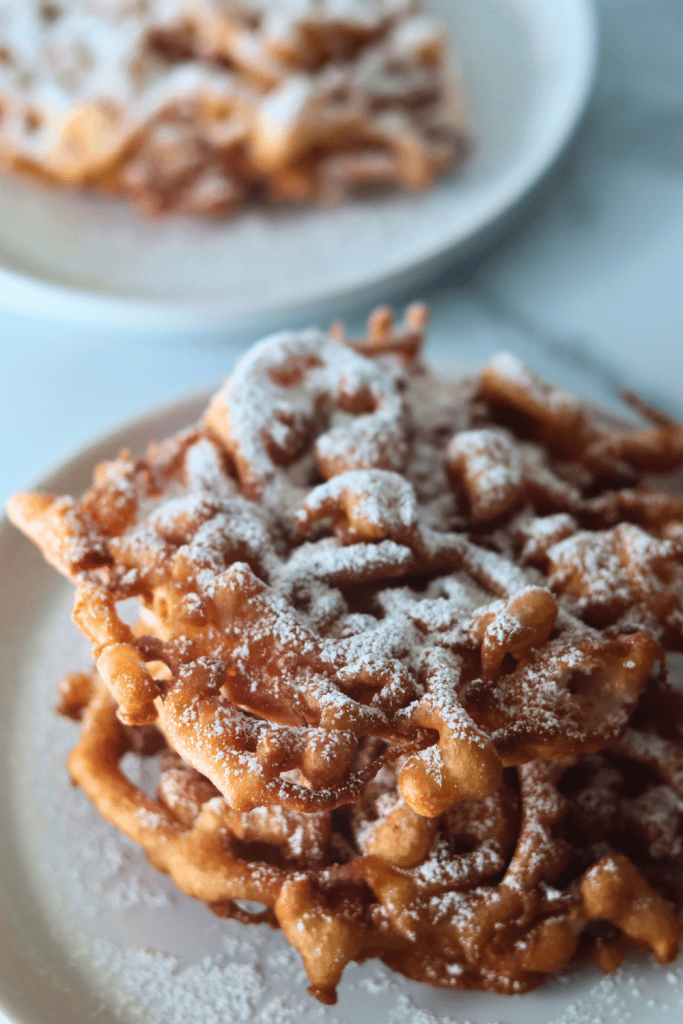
0,1,469,215
9,306,683,1003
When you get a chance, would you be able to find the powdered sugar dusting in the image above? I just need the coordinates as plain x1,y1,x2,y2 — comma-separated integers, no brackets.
14,327,680,823
88,942,265,1023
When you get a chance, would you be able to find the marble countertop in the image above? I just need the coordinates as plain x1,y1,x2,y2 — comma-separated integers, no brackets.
2,0,683,510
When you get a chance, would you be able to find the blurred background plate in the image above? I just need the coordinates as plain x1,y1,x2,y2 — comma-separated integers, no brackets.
0,0,596,332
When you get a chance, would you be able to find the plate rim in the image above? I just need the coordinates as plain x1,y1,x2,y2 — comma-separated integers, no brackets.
0,0,599,332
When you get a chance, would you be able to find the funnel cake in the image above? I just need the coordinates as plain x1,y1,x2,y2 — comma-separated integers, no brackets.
59,666,683,1003
9,305,683,1002
0,1,469,215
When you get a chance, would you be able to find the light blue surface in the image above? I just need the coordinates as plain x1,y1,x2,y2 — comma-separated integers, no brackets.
1,1,683,1021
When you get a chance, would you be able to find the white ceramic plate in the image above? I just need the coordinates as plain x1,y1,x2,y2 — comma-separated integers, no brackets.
3,395,683,1024
0,0,597,332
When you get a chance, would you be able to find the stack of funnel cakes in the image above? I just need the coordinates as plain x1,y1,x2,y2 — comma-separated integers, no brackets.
10,306,683,1004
